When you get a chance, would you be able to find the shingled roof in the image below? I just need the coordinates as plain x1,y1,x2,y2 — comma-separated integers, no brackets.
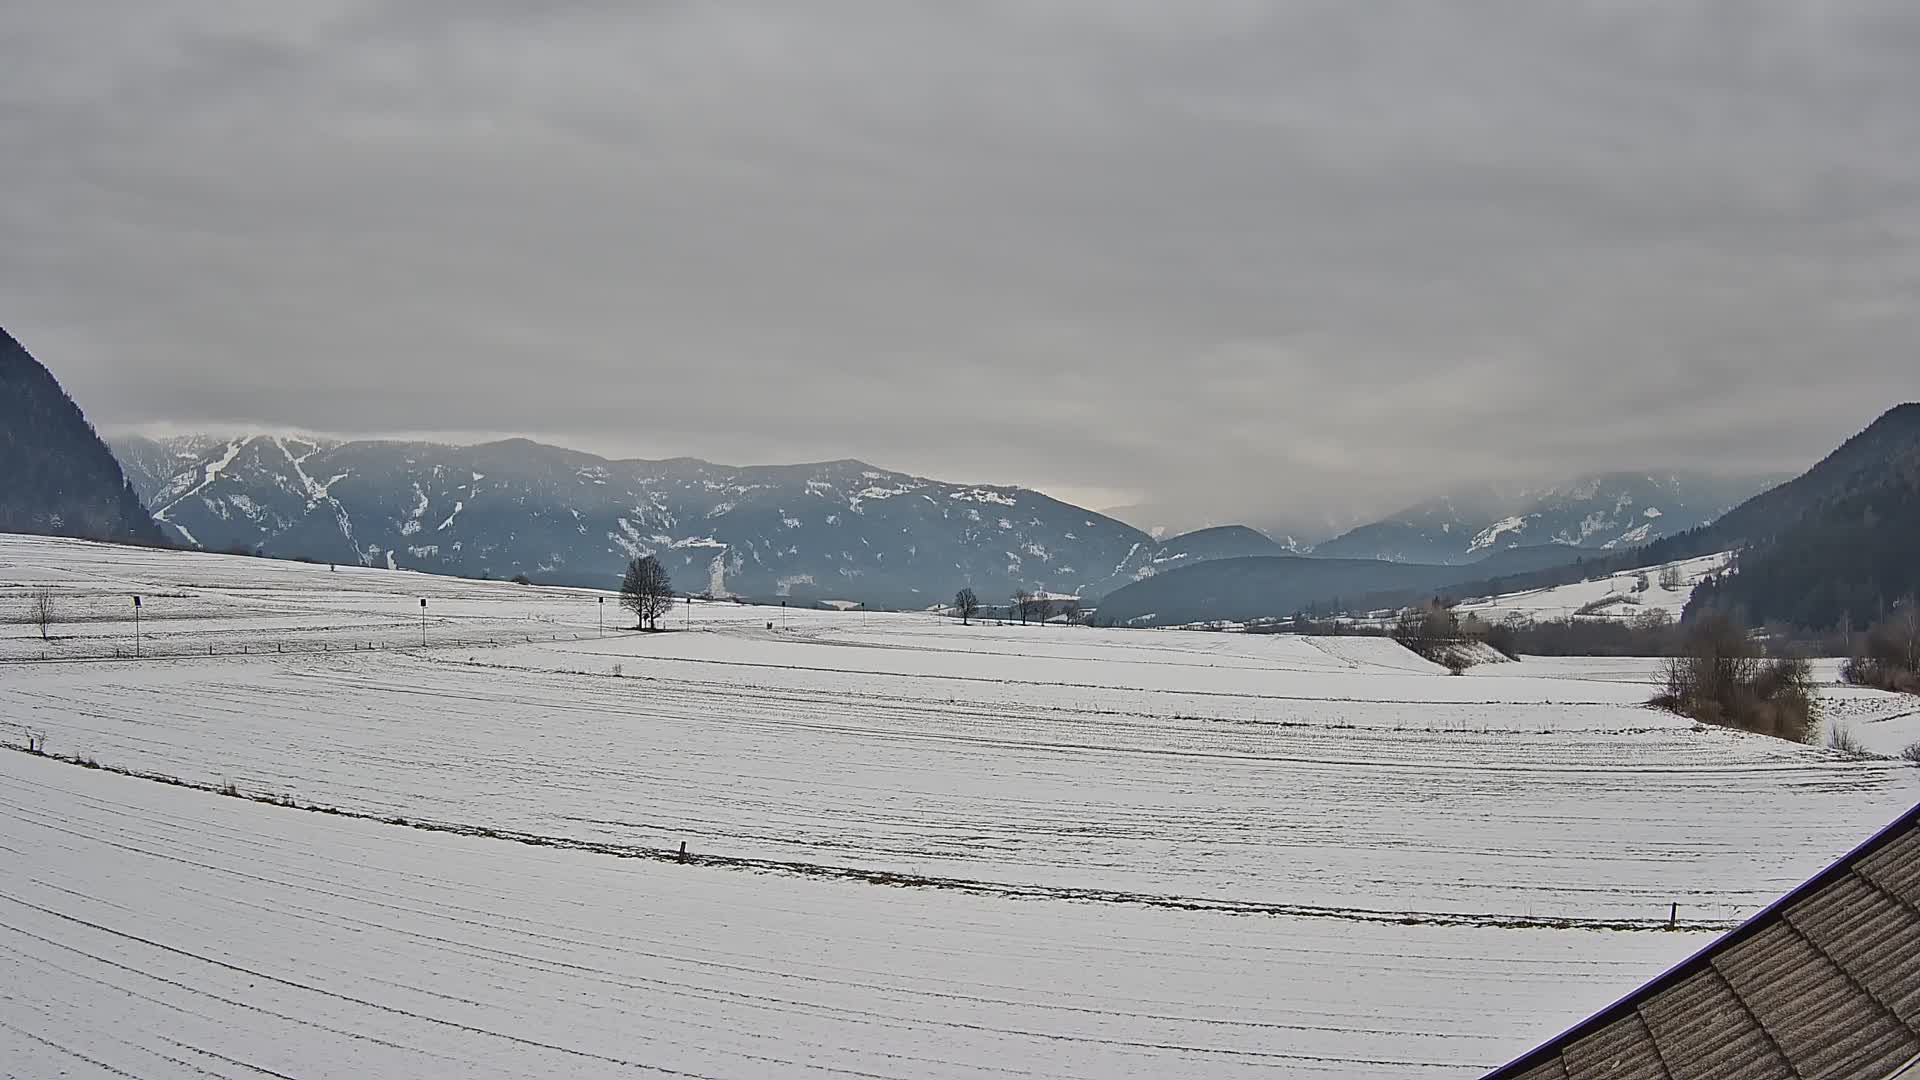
1484,802,1920,1080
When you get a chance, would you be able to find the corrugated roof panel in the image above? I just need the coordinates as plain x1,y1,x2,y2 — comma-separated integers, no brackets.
1637,967,1790,1080
1562,1010,1670,1080
1714,922,1918,1078
1860,828,1920,902
1787,876,1920,1027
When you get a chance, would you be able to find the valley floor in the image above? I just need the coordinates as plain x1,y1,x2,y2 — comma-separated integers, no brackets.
4,533,1918,1077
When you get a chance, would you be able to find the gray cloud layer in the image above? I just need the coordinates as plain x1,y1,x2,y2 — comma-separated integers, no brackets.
5,2,1917,534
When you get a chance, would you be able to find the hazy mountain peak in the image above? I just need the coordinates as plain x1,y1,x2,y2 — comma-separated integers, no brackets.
1314,471,1779,565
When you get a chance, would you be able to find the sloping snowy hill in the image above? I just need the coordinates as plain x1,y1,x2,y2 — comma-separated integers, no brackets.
1453,551,1733,624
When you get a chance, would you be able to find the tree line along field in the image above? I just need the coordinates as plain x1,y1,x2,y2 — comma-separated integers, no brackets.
4,532,1920,1078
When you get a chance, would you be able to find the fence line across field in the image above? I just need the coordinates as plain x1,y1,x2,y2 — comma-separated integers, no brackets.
4,629,640,664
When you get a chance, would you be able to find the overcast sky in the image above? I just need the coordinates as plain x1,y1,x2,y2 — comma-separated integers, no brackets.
5,2,1917,534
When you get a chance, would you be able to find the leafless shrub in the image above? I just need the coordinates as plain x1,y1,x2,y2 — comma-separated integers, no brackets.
1842,599,1920,695
1901,742,1920,765
1826,725,1869,757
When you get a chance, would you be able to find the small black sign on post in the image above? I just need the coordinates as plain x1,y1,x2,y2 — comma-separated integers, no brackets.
132,595,142,658
419,597,427,647
598,596,605,637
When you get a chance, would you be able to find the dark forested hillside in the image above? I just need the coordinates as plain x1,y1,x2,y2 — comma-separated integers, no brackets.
1687,410,1920,629
0,329,164,544
1103,405,1920,629
1092,544,1588,626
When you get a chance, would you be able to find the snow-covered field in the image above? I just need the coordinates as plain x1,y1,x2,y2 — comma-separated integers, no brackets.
0,750,1700,1079
4,533,1919,1077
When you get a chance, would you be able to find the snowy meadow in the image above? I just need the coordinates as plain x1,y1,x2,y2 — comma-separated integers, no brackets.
4,533,1917,1078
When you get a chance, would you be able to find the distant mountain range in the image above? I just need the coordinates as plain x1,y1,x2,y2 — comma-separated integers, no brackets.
1,329,162,545
10,317,1892,629
1311,472,1781,564
1097,405,1919,628
112,433,1327,608
107,428,1803,615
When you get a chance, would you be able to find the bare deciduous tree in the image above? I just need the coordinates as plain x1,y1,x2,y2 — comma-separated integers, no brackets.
29,587,54,641
953,587,980,625
1012,589,1035,625
620,556,675,630
1658,565,1684,591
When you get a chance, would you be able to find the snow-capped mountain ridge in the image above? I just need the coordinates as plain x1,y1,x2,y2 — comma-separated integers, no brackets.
1314,471,1780,565
111,433,1272,606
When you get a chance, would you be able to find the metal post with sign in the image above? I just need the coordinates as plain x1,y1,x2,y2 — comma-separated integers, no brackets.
598,596,605,637
132,595,142,658
419,598,427,647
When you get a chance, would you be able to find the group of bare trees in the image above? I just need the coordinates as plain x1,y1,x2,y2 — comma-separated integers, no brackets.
1651,613,1817,742
1390,600,1477,673
951,587,1082,626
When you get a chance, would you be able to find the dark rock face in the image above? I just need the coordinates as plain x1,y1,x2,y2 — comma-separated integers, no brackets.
1,328,164,545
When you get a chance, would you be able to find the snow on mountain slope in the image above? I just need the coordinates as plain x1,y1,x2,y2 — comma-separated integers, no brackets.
112,435,1313,606
1316,472,1777,564
1454,552,1733,624
112,435,1190,605
1078,524,1292,597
